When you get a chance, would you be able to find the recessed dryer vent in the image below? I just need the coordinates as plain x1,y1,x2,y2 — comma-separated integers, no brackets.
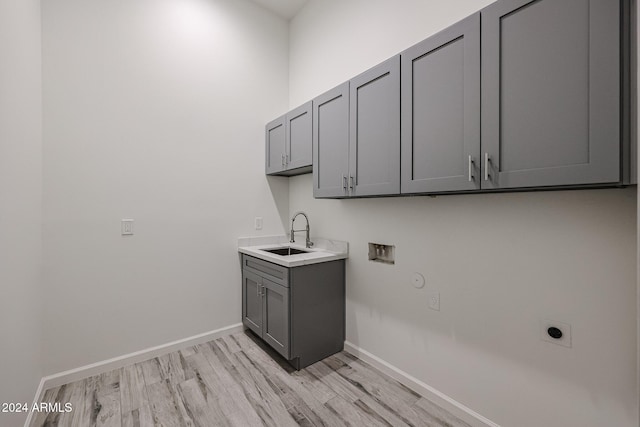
368,243,395,265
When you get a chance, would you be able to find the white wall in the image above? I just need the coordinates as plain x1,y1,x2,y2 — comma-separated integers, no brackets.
0,0,43,425
41,0,290,374
289,1,638,426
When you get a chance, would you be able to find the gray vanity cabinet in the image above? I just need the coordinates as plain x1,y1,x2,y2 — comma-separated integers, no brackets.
241,254,345,370
481,0,622,189
243,269,291,355
313,82,350,198
349,56,400,196
242,256,290,359
265,102,313,176
401,13,480,194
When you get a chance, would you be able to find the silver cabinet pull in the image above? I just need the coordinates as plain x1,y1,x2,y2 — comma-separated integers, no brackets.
342,175,347,191
349,176,354,190
468,155,474,182
281,154,285,166
257,283,260,297
285,154,289,165
484,153,490,181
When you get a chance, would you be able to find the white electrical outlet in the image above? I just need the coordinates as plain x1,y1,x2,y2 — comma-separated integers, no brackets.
255,217,263,230
121,219,134,236
540,319,571,348
427,291,440,311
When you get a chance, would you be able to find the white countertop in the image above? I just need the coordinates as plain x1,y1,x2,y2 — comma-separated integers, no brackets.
238,235,348,267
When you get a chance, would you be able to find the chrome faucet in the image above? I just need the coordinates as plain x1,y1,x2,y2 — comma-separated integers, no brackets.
290,211,313,248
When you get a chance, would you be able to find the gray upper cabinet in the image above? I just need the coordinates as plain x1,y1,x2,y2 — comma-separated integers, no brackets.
265,102,312,176
350,56,400,196
313,82,350,198
481,0,621,189
313,58,400,199
286,101,313,172
302,0,631,197
265,115,286,175
401,13,480,194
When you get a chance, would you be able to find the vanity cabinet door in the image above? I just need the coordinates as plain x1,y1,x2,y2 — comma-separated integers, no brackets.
313,82,350,198
401,13,480,194
242,270,263,336
481,0,621,189
262,278,290,359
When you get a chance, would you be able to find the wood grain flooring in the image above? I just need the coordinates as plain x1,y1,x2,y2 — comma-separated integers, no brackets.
31,331,471,427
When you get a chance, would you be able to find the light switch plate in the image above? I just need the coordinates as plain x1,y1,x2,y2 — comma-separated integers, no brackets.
255,217,263,230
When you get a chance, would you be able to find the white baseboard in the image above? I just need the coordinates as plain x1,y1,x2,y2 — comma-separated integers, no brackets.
23,377,46,427
344,341,500,427
24,323,243,427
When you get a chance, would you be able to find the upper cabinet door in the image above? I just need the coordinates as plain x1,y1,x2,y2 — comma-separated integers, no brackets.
286,101,313,171
350,56,400,196
313,83,350,198
265,115,286,175
481,0,621,189
401,13,480,194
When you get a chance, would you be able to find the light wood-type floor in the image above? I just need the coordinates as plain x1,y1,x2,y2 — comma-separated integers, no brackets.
31,331,471,427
